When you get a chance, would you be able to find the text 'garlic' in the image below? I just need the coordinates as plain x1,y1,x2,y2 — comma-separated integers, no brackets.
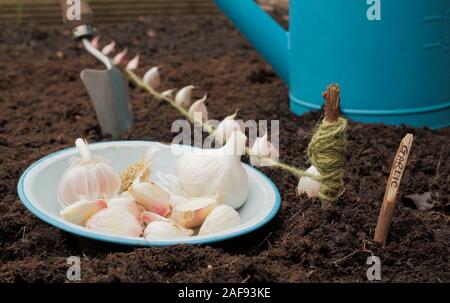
175,130,249,209
199,205,240,236
297,165,321,198
57,138,120,206
107,195,143,221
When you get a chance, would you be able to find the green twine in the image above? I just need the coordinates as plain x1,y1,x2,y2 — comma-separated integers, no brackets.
308,117,348,202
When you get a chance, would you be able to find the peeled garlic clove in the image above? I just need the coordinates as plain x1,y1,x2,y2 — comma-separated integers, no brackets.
57,138,121,206
214,111,242,145
199,205,240,235
188,94,208,123
101,40,115,55
126,53,139,70
143,66,161,89
175,130,248,209
250,132,279,167
112,48,128,65
107,196,143,221
60,199,107,226
144,220,193,240
128,181,171,217
297,165,321,198
161,89,175,99
170,193,221,228
142,211,170,224
175,85,195,108
85,208,142,237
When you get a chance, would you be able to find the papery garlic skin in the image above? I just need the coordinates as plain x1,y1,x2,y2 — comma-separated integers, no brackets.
170,193,221,228
144,220,193,240
297,165,321,198
60,199,107,226
250,132,279,167
199,205,240,236
85,208,143,237
214,112,242,145
57,138,121,206
175,85,195,108
107,195,143,221
143,66,161,89
175,130,249,209
128,181,171,217
188,94,208,122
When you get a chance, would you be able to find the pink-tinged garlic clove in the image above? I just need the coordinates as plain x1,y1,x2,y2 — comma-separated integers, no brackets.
174,85,195,108
60,199,107,226
112,48,128,65
170,193,221,228
85,208,142,237
126,53,139,70
128,181,171,217
101,40,115,55
107,195,143,221
143,66,161,89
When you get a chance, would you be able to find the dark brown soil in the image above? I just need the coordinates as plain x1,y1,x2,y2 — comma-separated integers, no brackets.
0,15,449,283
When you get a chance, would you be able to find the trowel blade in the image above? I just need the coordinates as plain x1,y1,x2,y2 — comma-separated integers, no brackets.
80,66,133,138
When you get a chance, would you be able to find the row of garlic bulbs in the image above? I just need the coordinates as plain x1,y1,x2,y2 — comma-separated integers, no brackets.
57,137,245,239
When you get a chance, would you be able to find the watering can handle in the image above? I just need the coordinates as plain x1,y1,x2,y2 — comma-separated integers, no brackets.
215,0,289,83
60,0,94,40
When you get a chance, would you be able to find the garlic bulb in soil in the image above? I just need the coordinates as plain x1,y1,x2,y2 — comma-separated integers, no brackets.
143,66,161,89
60,199,107,226
250,132,279,167
107,195,143,221
199,205,240,236
170,193,222,228
175,130,248,209
57,138,120,206
297,165,321,198
85,208,142,237
213,111,242,145
144,220,193,240
128,179,171,217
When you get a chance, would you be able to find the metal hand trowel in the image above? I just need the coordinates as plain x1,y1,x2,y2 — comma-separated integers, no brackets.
60,0,133,137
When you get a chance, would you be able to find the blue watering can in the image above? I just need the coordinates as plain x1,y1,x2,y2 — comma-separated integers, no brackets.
215,0,450,128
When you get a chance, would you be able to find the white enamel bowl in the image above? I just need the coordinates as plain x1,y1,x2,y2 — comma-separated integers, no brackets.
17,141,281,246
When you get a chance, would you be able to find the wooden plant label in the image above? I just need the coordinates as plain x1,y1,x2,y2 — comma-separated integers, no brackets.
374,134,414,244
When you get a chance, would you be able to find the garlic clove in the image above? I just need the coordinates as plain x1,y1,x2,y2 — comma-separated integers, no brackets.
112,48,128,65
250,132,279,167
213,111,242,145
91,36,100,49
188,94,208,123
101,40,115,55
57,138,121,206
141,210,171,224
126,53,139,70
297,165,321,198
60,199,107,226
128,181,171,217
85,208,143,237
161,89,175,99
107,196,143,221
198,205,240,236
174,85,195,108
170,193,221,228
144,220,193,240
169,194,190,207
143,66,161,89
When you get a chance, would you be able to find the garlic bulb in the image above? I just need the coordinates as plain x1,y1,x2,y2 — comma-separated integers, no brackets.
199,205,240,235
128,180,171,217
297,165,321,198
175,130,248,209
143,66,161,89
213,111,242,145
188,94,208,122
107,195,143,221
170,193,221,228
175,85,195,108
57,138,120,206
144,220,193,240
250,132,279,167
60,199,107,226
85,208,143,237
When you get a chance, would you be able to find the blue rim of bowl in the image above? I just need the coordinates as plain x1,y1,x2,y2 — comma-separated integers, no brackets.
17,141,281,247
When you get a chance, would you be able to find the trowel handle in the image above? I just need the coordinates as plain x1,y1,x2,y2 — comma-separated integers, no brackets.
60,0,94,40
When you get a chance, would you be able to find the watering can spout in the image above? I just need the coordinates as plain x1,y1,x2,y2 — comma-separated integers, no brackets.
215,0,289,83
